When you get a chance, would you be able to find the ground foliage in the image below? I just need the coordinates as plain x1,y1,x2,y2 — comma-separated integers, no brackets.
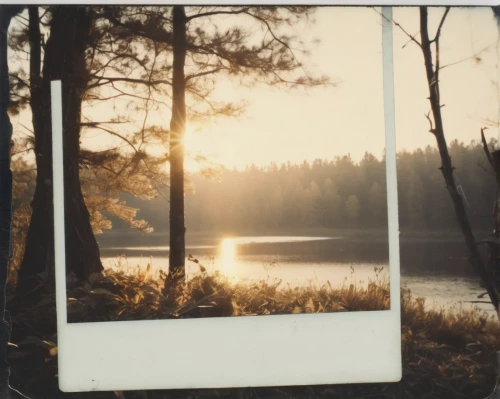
3,266,499,399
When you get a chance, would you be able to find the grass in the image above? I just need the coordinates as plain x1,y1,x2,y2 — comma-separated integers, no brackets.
63,263,390,322
4,264,500,398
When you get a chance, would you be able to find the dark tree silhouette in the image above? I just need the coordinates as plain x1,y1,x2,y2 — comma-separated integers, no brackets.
418,7,498,314
18,6,104,288
168,6,188,281
0,5,32,398
379,6,500,315
6,6,173,289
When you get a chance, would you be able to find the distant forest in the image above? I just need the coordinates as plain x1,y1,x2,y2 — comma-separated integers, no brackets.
113,139,498,234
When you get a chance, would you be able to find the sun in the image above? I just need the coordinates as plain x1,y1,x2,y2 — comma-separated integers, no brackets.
183,124,216,156
182,125,224,172
183,126,201,154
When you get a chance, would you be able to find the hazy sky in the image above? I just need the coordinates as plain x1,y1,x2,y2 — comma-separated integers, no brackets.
179,6,500,170
11,6,500,171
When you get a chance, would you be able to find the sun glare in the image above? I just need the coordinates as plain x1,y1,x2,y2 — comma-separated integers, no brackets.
183,128,199,153
219,238,237,274
183,126,220,172
183,126,215,155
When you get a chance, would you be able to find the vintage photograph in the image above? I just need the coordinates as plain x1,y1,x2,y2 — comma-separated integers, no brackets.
10,6,392,323
1,4,500,399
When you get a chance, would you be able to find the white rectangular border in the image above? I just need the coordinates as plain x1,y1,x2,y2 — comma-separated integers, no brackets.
52,5,401,392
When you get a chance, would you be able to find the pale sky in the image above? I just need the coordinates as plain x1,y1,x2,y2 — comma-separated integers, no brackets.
177,6,500,170
10,6,500,171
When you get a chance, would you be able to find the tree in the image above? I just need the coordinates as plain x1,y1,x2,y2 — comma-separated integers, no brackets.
368,181,386,227
299,182,317,226
406,174,425,228
167,6,327,280
168,6,187,280
420,7,498,313
18,6,104,287
11,6,172,287
268,185,284,227
387,7,499,314
101,6,329,282
322,177,341,227
345,194,360,228
0,5,32,398
156,147,500,233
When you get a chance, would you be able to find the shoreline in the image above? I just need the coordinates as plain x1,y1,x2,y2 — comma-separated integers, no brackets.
96,228,487,246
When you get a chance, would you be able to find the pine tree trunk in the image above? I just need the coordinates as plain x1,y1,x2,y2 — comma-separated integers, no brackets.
167,6,187,282
19,6,102,288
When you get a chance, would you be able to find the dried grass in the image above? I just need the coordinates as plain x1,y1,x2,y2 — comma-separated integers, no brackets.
5,265,499,399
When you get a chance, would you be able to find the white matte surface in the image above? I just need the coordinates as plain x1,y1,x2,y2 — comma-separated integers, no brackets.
52,6,402,392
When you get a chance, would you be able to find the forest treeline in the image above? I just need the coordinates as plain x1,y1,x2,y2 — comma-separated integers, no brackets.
104,138,497,234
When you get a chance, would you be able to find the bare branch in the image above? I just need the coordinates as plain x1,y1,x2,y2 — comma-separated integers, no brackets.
11,147,34,156
140,40,158,147
440,43,494,70
374,7,422,48
87,76,172,90
185,7,251,22
81,121,128,126
425,111,435,134
243,9,308,76
481,127,495,170
18,123,34,134
85,125,138,153
85,88,171,108
433,8,450,105
186,67,222,81
431,7,450,44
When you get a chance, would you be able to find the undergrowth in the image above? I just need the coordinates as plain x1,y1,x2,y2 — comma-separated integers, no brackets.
63,265,391,322
5,266,500,399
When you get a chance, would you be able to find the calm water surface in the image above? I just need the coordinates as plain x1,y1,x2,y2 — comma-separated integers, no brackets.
99,235,493,314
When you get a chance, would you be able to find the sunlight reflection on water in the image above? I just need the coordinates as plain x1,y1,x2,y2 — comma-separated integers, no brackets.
220,238,236,274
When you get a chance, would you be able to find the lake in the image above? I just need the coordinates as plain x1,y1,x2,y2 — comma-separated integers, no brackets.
98,234,495,315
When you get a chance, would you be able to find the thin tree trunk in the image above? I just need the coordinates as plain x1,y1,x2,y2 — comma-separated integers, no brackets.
420,7,499,313
167,5,187,283
19,6,103,288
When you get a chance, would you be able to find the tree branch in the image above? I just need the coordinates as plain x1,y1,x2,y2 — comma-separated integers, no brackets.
425,111,435,134
375,8,422,48
84,125,138,153
185,7,251,22
433,8,450,105
481,127,495,171
186,67,222,81
432,7,450,44
87,76,172,90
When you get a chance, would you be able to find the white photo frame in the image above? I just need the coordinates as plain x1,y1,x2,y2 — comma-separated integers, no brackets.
50,4,405,393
